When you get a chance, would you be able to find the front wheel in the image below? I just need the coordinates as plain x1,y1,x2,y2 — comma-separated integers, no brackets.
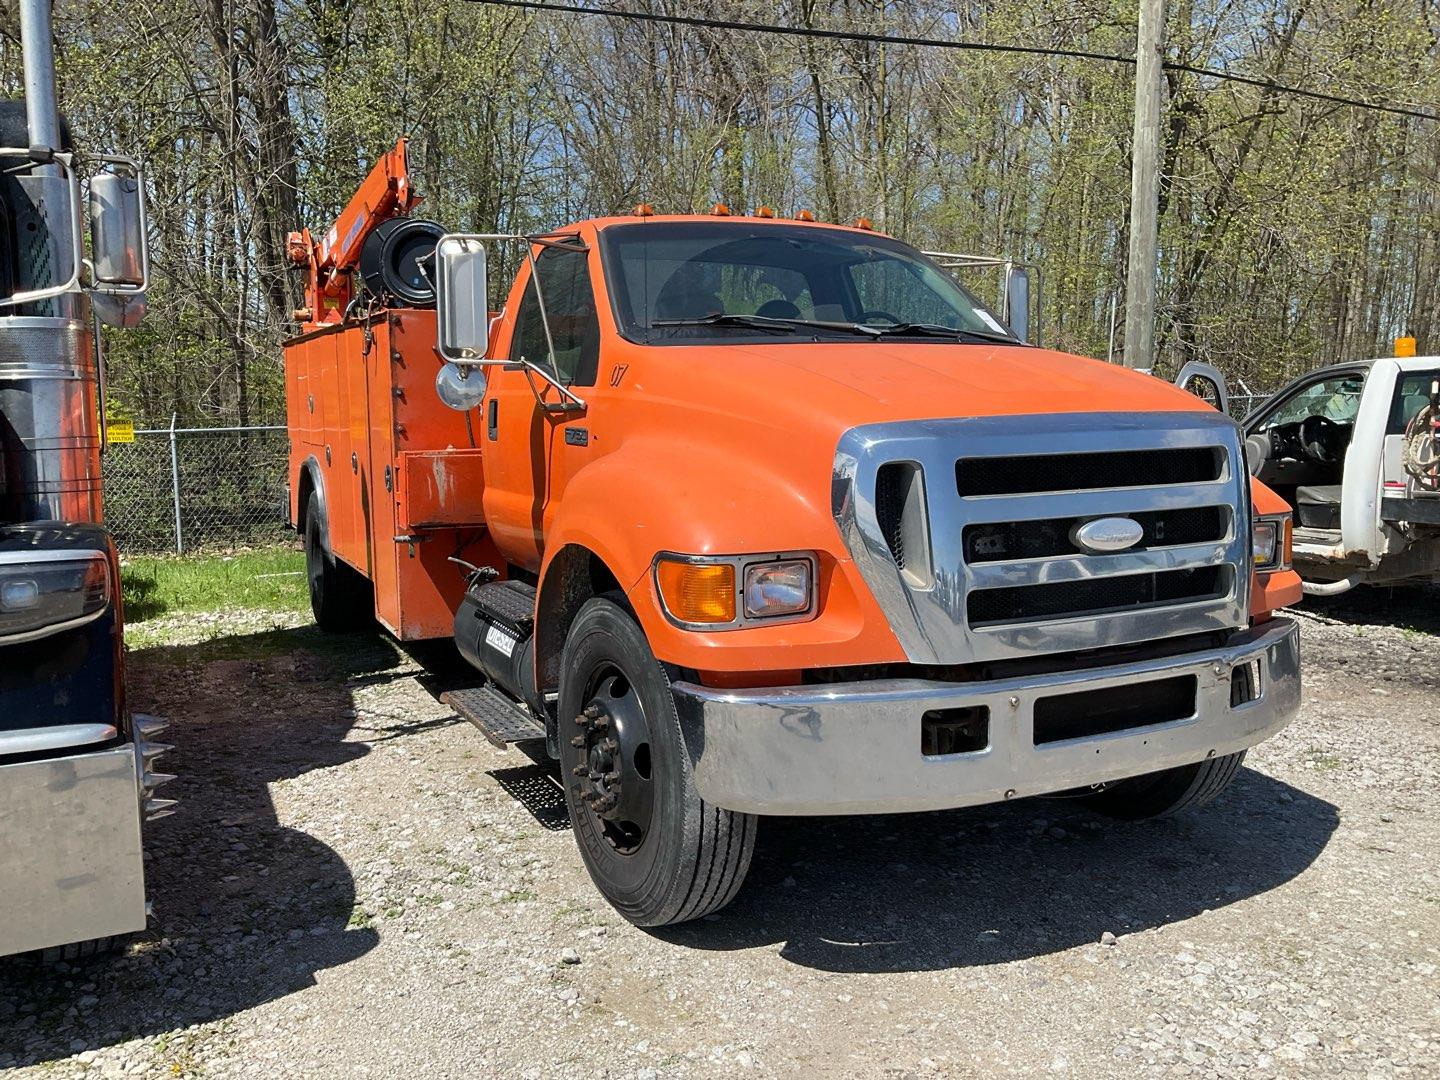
557,598,756,927
1082,750,1247,821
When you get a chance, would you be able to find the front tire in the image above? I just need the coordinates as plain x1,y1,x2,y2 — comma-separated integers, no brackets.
557,597,756,927
1083,750,1247,821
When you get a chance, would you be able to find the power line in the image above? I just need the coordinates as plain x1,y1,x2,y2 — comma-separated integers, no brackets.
471,0,1439,124
475,0,1132,66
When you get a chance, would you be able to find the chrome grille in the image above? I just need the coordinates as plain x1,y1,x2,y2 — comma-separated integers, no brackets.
966,565,1232,626
956,445,1222,496
962,506,1229,563
833,412,1251,665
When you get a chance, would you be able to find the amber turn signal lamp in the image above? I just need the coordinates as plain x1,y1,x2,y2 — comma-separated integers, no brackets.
709,202,733,216
632,202,655,217
754,205,776,218
854,216,874,230
794,209,816,222
656,559,736,625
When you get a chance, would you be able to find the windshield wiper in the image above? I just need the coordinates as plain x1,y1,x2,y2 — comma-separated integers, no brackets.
871,322,1021,345
650,313,883,337
650,313,803,334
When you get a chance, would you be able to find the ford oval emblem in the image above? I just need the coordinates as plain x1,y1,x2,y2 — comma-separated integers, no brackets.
1071,516,1144,554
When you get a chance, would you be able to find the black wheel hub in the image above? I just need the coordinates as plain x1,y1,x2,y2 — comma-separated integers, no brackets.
569,672,654,853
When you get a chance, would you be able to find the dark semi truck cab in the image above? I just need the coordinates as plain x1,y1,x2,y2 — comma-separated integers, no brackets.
0,3,163,960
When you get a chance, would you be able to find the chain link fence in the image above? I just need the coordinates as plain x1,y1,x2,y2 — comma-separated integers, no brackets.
104,423,292,553
99,382,1276,557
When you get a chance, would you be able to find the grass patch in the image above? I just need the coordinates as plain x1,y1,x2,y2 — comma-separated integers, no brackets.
1303,746,1345,772
121,547,307,622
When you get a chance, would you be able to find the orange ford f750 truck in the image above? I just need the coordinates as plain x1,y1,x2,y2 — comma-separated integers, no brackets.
285,144,1303,926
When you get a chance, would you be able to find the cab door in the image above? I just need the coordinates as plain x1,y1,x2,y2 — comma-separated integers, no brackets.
481,238,602,572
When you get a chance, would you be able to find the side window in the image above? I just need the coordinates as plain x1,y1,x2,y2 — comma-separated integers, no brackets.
510,245,600,386
1387,371,1440,435
1264,374,1365,428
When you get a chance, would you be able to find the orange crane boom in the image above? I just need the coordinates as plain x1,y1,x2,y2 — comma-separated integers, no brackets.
287,137,422,325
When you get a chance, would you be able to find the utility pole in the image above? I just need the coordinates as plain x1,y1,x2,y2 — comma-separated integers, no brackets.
1123,0,1165,369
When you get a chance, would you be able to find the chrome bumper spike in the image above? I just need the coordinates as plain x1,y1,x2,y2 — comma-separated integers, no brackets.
132,714,177,821
133,714,169,738
144,796,178,820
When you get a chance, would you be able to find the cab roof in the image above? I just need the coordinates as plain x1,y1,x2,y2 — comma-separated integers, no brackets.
559,212,891,240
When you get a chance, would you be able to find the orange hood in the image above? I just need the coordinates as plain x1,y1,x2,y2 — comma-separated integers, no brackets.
620,340,1220,444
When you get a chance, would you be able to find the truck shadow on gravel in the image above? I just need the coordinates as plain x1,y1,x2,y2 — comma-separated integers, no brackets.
0,625,390,1069
660,767,1338,973
1298,584,1440,634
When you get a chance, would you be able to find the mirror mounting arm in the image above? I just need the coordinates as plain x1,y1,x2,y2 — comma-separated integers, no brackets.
519,359,587,412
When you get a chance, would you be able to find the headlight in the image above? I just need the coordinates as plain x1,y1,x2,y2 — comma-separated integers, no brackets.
0,555,111,642
744,559,812,619
1252,514,1292,572
654,553,816,629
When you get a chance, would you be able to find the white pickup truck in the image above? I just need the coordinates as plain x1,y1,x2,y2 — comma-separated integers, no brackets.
1241,355,1440,595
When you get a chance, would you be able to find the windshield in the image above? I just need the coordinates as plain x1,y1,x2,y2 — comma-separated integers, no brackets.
1262,373,1366,429
599,221,1019,345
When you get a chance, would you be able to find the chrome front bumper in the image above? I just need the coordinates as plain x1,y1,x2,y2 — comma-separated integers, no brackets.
672,618,1300,815
0,743,148,957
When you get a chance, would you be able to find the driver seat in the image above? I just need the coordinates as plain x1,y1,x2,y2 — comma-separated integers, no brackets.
1295,485,1343,530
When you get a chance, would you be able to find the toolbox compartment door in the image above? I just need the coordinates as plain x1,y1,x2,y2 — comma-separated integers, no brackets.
395,448,487,530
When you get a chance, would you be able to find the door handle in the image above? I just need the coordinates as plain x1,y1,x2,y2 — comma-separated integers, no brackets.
487,398,499,441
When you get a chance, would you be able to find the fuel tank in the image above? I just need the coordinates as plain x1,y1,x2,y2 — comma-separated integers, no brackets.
0,313,101,523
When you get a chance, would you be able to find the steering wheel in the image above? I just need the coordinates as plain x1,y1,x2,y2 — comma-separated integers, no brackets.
1299,414,1342,463
860,309,902,325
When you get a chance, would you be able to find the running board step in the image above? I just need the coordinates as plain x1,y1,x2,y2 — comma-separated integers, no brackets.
443,684,546,748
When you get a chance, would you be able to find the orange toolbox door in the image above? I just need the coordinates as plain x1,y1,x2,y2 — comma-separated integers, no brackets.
365,317,402,630
333,324,377,575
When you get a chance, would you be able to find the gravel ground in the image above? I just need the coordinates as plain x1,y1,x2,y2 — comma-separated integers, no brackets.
2,594,1437,1078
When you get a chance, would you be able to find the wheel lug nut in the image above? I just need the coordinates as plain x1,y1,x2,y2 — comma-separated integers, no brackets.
583,704,602,719
569,735,585,749
592,715,610,730
573,714,589,727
